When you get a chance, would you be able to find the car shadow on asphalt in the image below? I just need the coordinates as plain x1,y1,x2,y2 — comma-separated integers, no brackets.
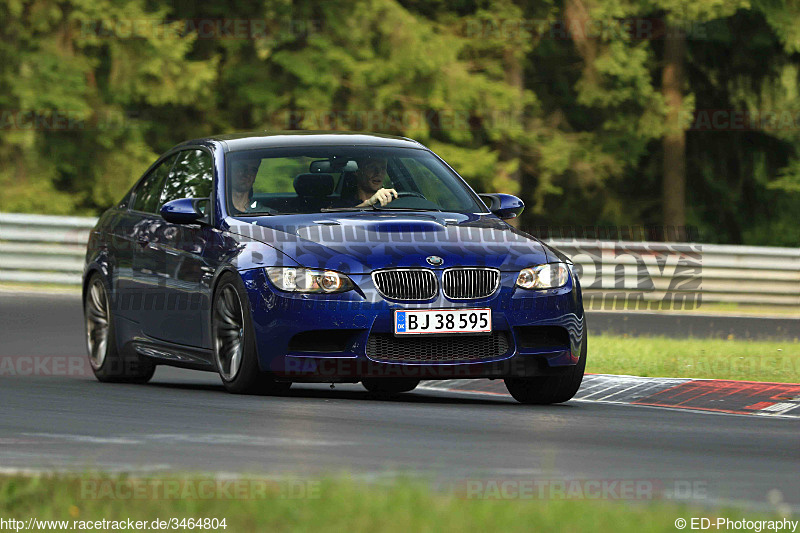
145,379,576,408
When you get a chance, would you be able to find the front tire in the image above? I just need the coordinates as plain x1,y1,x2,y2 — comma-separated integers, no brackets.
212,272,291,395
84,273,155,383
504,334,587,404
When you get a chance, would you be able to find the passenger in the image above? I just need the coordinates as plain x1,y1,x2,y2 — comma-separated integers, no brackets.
230,159,261,213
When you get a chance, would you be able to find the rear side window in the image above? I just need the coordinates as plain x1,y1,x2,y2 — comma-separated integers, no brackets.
160,149,214,208
132,155,176,213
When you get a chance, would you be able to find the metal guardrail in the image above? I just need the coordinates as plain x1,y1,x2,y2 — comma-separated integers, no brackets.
0,213,97,285
1,212,798,308
548,240,799,309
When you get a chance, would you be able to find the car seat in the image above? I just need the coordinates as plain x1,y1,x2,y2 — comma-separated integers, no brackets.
293,173,335,212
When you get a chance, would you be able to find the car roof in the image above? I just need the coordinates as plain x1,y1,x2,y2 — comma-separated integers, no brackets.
174,131,426,152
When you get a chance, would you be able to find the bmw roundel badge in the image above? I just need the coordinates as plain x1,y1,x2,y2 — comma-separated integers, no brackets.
426,256,444,266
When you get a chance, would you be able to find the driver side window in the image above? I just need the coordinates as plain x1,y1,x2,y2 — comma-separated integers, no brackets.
131,155,176,213
160,149,214,208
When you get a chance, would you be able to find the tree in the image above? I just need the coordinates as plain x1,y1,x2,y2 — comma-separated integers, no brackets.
0,0,216,213
0,0,797,247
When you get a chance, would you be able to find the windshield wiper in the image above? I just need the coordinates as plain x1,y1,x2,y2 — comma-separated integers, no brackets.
320,206,442,213
235,210,285,216
372,206,441,212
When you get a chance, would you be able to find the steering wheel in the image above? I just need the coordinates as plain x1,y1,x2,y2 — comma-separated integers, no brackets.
395,191,426,200
249,201,280,215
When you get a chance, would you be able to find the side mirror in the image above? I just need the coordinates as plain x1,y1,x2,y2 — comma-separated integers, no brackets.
479,193,524,220
160,198,209,225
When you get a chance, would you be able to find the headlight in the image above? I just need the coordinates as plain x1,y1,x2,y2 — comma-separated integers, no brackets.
516,263,569,290
266,267,354,294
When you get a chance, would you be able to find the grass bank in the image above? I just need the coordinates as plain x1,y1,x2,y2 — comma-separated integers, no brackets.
1,475,792,533
588,335,800,383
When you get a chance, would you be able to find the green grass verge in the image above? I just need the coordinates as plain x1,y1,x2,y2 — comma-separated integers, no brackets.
0,475,792,533
0,282,81,294
588,334,800,383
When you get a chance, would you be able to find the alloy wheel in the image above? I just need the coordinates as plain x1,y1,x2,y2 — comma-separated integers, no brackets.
85,278,110,370
213,285,245,381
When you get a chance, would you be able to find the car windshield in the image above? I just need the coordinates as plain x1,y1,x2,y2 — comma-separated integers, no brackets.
225,146,487,215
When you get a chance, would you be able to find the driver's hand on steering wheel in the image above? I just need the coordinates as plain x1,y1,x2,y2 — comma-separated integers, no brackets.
361,188,398,207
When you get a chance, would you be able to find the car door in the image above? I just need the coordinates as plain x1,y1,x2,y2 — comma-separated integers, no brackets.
143,148,216,348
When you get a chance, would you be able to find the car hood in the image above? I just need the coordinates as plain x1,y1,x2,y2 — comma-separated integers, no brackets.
225,212,554,273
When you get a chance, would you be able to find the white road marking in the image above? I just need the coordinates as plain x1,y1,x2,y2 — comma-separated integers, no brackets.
19,432,354,447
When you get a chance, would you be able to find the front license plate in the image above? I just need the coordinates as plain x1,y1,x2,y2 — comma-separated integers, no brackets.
394,309,492,335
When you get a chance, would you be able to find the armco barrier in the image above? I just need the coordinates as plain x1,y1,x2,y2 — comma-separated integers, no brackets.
1,212,798,308
0,213,96,285
546,240,799,309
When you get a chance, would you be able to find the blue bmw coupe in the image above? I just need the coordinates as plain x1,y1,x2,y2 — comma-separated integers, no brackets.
83,132,586,404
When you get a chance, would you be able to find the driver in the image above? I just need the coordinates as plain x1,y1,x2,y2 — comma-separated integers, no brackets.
353,158,398,207
230,158,261,213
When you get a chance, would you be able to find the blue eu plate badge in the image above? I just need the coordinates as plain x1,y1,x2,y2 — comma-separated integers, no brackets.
396,311,407,332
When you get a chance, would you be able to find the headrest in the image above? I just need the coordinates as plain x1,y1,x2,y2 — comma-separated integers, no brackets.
294,173,334,197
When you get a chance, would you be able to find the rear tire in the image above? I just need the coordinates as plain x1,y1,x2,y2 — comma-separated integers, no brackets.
362,378,420,395
504,334,587,404
84,273,155,383
212,272,291,395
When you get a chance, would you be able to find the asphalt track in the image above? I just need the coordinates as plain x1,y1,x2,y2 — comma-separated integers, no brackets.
1,292,798,511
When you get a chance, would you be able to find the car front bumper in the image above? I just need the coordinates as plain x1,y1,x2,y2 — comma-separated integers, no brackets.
240,268,586,381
